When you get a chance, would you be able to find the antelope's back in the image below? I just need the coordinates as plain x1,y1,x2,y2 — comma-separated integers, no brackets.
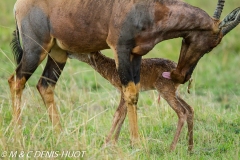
14,0,115,53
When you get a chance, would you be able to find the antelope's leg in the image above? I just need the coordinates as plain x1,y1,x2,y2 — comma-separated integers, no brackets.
37,45,67,132
8,6,56,128
127,55,141,144
105,93,127,144
123,82,139,144
113,48,141,144
121,55,141,145
178,97,194,151
8,35,50,127
8,55,48,127
8,75,26,126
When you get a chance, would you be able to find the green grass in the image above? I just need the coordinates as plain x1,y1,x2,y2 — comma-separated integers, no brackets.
0,0,239,159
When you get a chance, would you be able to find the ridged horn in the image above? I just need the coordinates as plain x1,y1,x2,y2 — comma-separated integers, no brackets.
213,0,225,19
220,7,240,36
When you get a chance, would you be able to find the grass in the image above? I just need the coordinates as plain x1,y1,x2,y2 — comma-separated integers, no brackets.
0,0,239,159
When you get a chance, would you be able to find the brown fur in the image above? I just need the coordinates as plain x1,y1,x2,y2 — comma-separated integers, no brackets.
70,51,193,151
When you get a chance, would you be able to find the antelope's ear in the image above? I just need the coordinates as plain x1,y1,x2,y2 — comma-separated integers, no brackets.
219,7,240,36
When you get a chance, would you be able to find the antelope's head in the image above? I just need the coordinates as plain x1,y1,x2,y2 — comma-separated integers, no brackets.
163,0,240,84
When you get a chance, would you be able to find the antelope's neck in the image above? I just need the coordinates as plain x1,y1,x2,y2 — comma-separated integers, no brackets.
132,1,216,55
156,2,215,40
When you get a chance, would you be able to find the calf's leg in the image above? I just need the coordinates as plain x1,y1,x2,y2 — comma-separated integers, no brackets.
159,88,188,151
105,93,127,144
178,97,194,151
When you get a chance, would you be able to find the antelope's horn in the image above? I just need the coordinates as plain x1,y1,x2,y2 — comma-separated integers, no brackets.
220,7,240,36
213,0,225,19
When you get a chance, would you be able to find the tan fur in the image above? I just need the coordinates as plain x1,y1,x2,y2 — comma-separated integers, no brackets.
37,84,62,133
122,82,139,143
8,76,26,126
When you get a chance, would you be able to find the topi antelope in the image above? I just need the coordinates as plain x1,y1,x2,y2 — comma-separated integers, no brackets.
9,0,240,149
69,51,194,151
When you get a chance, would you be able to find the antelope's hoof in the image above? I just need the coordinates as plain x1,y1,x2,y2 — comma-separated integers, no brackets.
188,145,194,152
102,140,117,148
130,138,141,148
170,144,176,152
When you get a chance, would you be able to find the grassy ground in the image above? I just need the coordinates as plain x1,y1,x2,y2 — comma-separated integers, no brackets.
0,0,239,159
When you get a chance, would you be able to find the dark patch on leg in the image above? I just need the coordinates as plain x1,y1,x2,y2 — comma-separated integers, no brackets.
8,5,53,132
131,55,142,85
8,34,49,127
27,7,52,39
37,55,66,132
15,49,42,81
116,48,141,144
39,56,66,87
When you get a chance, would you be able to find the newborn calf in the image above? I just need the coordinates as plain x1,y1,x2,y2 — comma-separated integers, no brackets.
69,51,194,151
